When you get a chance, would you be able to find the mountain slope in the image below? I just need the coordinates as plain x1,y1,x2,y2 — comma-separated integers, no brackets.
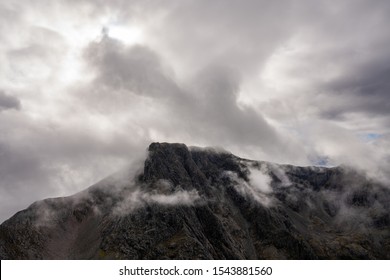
0,142,389,259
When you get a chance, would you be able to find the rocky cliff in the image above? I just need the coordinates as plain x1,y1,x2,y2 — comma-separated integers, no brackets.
0,142,389,259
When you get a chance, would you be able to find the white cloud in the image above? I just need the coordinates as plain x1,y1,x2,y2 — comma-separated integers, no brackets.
249,167,272,194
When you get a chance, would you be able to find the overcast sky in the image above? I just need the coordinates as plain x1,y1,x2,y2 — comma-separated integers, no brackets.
1,0,390,222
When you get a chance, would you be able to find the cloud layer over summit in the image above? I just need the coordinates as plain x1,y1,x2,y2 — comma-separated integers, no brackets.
1,0,390,222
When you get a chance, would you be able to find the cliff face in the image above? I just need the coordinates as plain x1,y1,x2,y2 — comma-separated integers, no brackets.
0,142,389,259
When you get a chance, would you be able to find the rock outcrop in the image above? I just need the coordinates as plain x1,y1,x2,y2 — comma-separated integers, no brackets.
0,142,389,259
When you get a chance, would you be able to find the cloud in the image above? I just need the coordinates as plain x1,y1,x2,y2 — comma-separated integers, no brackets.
1,0,390,222
147,190,200,206
84,36,180,99
80,35,292,159
249,167,272,194
112,180,201,216
0,91,21,111
224,169,273,207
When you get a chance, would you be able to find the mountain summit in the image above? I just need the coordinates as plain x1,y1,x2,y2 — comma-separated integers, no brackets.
0,142,389,259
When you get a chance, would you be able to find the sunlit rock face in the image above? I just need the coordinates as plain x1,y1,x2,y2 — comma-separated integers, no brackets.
0,142,389,259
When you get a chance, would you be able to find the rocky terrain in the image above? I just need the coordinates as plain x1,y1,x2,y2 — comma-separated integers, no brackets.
0,142,389,259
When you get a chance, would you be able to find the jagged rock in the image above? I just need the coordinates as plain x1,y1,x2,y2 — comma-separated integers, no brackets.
0,142,389,259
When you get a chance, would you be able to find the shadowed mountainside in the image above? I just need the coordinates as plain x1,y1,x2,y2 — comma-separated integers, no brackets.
0,142,389,259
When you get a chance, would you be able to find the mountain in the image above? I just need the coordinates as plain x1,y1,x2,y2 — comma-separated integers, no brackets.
0,142,389,259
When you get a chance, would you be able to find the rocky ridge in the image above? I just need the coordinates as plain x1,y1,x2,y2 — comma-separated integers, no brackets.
0,142,389,259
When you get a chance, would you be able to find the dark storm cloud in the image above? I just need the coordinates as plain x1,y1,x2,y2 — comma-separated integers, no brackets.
319,63,390,120
266,0,390,123
83,36,290,157
180,65,286,152
0,91,21,111
85,35,181,99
